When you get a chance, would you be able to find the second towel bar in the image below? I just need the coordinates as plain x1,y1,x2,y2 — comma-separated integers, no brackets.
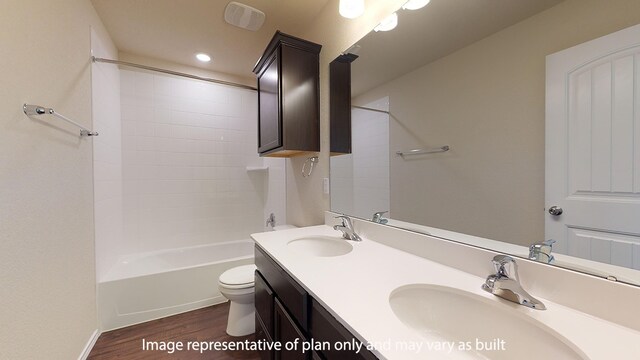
396,146,449,157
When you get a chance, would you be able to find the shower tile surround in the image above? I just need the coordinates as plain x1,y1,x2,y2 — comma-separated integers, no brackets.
119,69,281,256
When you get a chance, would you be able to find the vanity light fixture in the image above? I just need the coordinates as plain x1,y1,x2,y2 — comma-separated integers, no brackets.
196,53,211,62
374,12,398,32
339,0,365,19
402,0,431,11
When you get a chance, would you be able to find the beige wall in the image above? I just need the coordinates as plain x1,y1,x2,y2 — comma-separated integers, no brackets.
287,0,406,226
0,0,115,358
352,0,640,246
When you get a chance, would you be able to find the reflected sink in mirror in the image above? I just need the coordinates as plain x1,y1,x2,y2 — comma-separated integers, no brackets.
286,236,353,257
389,284,588,360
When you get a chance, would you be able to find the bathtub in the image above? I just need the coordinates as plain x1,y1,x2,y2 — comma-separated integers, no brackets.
98,240,254,331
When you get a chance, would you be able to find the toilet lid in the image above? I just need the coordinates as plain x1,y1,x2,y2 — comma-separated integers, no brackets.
219,264,257,286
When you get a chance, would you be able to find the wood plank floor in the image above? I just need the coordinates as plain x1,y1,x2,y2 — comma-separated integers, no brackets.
89,302,260,360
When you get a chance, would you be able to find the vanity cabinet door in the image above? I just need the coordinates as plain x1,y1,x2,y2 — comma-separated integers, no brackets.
275,298,309,360
255,245,309,331
255,270,274,338
309,299,376,360
256,313,275,360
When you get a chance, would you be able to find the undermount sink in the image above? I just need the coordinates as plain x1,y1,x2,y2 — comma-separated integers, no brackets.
389,284,588,360
286,236,353,257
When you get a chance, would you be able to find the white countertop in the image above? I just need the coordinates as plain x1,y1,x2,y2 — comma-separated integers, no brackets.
251,225,640,360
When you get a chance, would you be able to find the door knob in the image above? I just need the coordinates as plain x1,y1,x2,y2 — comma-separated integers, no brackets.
548,206,563,216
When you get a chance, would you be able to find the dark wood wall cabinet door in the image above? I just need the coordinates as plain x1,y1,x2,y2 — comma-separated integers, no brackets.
253,31,321,157
329,53,358,156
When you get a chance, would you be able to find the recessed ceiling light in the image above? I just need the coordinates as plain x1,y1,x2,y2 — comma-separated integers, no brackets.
402,0,431,11
196,53,211,62
339,0,364,19
374,13,398,32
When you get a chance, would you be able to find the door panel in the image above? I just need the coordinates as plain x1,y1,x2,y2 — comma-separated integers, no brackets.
546,24,640,269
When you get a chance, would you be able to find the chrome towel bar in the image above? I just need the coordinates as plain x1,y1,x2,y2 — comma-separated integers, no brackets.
23,104,98,137
396,146,449,157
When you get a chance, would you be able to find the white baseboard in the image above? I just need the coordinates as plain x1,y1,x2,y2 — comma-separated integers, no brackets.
78,329,100,360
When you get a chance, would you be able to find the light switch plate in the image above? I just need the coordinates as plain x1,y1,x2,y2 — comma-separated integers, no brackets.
323,177,330,194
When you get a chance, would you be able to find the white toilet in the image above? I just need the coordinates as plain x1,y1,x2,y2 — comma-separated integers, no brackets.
219,225,296,336
218,264,258,336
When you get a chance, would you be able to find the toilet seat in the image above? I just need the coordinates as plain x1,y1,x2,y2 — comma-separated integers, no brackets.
219,264,256,289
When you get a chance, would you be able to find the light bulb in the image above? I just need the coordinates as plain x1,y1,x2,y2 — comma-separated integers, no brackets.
402,0,431,11
339,0,365,19
374,13,398,32
196,53,211,62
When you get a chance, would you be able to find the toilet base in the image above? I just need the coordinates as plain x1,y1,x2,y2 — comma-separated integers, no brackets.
226,300,255,336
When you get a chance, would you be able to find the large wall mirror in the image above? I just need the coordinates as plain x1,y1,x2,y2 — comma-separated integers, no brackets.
330,0,640,286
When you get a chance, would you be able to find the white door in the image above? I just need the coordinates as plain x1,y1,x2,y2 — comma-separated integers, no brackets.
546,24,640,270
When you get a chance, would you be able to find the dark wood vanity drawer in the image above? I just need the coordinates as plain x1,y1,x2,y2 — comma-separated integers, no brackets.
275,298,309,360
309,299,377,360
255,270,275,338
256,245,309,331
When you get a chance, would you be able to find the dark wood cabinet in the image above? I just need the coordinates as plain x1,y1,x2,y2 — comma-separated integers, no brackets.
330,54,358,156
256,313,275,360
253,31,322,157
255,271,274,336
255,245,377,360
275,298,309,360
309,299,376,360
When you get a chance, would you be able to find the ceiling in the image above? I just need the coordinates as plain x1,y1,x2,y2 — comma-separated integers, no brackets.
91,0,331,80
351,0,564,96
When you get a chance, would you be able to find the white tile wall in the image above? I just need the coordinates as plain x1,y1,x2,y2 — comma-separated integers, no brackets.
330,98,390,220
120,69,273,253
92,30,123,281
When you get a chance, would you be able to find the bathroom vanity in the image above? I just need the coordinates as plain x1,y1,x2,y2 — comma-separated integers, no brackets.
252,217,640,360
255,244,376,360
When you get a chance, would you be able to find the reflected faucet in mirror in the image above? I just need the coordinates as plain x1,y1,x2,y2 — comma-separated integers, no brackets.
372,211,388,224
529,239,556,264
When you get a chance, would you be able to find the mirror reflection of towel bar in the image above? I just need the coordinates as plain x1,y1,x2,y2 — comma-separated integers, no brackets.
396,146,449,157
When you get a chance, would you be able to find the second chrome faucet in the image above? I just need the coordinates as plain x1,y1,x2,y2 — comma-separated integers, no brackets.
483,255,546,310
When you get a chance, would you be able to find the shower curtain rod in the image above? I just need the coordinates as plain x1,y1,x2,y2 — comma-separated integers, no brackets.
92,57,257,91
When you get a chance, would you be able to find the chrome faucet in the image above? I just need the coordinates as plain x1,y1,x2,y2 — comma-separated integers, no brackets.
333,216,362,242
529,239,556,264
482,255,546,310
371,211,389,224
